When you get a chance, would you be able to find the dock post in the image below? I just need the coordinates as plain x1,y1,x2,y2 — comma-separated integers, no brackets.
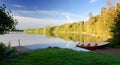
18,39,20,46
8,41,11,47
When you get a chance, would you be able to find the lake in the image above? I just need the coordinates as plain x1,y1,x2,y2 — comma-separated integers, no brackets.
0,32,107,51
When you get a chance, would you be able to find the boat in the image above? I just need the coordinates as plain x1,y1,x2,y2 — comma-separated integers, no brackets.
76,42,109,50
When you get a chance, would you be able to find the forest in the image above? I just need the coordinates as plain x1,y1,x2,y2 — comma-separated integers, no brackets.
24,2,120,45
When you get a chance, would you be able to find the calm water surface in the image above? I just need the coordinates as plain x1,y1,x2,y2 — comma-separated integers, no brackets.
0,32,89,51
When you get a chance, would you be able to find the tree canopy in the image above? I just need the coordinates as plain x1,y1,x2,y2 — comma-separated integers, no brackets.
0,4,17,34
110,2,120,48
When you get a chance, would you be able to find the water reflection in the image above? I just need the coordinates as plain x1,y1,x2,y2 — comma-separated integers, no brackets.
0,32,89,51
41,32,107,43
25,32,108,50
0,32,108,51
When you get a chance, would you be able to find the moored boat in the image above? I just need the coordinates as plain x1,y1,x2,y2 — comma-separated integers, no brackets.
76,42,109,50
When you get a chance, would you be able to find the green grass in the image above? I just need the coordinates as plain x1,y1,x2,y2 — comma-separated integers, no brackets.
0,48,120,65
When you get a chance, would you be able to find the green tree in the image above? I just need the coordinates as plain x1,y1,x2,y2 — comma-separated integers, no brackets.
0,4,17,34
110,2,120,48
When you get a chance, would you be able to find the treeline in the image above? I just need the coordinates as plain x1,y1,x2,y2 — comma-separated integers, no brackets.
24,2,120,39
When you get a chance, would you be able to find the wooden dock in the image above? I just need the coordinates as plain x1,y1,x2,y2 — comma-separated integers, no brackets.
14,46,32,53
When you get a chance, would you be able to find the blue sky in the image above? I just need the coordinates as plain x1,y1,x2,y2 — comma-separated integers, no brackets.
0,0,119,29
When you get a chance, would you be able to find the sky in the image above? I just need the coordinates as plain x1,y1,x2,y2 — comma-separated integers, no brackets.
0,0,119,29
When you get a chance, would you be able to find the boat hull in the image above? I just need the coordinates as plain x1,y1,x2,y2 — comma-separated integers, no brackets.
76,43,109,50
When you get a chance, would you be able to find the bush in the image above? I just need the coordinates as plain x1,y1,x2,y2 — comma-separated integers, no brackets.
0,42,15,61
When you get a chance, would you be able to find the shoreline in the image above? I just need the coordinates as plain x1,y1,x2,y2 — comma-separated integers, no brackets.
94,47,120,55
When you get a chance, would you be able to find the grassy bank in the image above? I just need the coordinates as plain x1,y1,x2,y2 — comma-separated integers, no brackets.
1,48,120,65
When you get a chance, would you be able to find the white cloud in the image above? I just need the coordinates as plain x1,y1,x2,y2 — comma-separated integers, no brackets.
14,10,81,18
90,0,97,3
12,10,87,29
66,16,70,20
65,15,76,22
13,10,85,22
12,4,24,8
13,16,69,29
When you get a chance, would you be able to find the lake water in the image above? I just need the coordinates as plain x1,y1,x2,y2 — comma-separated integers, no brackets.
0,32,90,51
0,32,108,51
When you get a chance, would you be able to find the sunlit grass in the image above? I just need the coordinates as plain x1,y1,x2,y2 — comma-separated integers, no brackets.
1,48,120,65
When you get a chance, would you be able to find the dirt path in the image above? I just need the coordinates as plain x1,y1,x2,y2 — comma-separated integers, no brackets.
94,47,120,55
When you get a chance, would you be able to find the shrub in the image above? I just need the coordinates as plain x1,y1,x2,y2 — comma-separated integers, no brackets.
0,42,15,61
